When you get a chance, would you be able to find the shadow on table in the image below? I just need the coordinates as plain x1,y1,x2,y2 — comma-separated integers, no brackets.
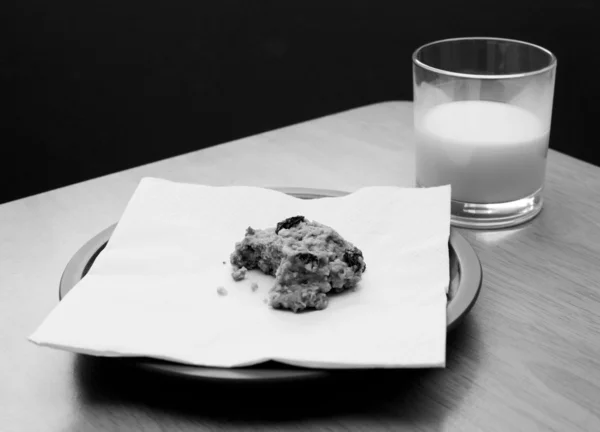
73,317,482,427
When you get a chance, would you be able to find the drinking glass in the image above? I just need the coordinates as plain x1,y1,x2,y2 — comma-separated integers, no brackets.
413,37,557,229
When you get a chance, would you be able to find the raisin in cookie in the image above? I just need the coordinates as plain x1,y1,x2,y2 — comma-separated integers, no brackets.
230,216,366,312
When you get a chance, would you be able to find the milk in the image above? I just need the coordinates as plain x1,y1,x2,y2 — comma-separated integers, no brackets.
415,100,549,204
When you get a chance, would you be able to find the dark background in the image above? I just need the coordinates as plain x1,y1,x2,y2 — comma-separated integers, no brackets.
3,1,598,204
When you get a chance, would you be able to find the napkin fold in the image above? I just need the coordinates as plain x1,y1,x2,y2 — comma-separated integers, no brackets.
30,178,451,369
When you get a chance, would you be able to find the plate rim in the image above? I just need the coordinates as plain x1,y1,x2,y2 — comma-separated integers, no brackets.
59,186,482,381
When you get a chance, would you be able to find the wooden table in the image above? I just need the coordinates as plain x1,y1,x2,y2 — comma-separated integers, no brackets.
2,102,599,432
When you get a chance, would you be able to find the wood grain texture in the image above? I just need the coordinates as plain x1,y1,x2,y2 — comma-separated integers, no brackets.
1,101,599,432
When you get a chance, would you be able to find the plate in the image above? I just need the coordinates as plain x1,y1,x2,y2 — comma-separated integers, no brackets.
59,187,482,381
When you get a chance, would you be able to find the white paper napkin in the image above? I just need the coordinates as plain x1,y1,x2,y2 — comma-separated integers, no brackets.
29,178,451,369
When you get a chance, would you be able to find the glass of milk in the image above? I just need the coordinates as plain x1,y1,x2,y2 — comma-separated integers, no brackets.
413,37,557,229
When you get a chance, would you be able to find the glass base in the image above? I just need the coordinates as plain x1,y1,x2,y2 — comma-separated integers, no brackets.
449,188,543,229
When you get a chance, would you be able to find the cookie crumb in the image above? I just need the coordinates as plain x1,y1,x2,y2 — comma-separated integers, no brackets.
263,298,268,304
222,261,226,265
217,286,228,296
231,266,247,281
251,282,259,292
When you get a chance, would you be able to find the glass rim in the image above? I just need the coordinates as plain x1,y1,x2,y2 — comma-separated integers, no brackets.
412,37,557,80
